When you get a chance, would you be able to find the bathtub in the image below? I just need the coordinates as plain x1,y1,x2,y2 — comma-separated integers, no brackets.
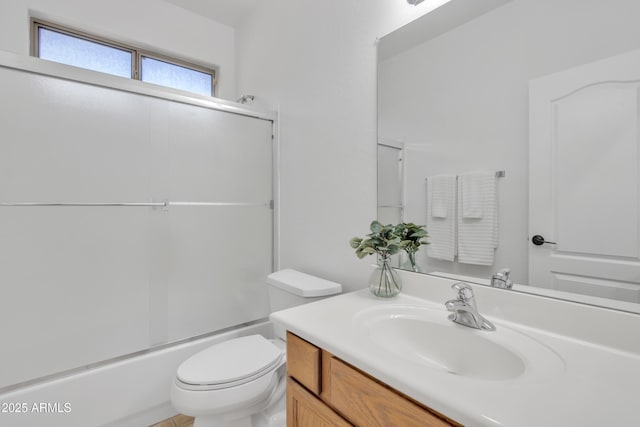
0,321,273,427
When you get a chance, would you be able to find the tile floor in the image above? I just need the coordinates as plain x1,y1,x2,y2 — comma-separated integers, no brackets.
149,413,194,427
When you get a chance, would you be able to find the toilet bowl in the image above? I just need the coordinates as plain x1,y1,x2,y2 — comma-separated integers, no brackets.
171,335,286,427
170,270,342,427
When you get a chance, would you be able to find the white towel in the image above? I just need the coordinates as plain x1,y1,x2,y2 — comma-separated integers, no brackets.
426,175,456,261
457,171,498,265
459,173,484,218
429,175,450,218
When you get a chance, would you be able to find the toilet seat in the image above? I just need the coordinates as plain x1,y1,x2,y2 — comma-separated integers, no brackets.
176,335,285,391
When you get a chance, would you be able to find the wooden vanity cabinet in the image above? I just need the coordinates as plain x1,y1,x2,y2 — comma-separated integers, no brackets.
287,377,352,427
286,331,462,427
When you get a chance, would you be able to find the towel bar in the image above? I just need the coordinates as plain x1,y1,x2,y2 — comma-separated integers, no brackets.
425,170,505,181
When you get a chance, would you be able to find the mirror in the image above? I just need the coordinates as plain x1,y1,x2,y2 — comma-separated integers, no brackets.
377,0,640,313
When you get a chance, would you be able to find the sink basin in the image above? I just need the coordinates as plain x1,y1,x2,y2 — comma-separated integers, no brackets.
353,304,565,382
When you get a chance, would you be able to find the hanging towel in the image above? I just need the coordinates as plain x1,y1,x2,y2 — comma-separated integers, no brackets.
426,175,456,261
459,173,484,218
457,171,498,265
429,175,450,218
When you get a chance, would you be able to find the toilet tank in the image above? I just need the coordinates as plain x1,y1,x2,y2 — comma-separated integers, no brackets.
266,269,342,313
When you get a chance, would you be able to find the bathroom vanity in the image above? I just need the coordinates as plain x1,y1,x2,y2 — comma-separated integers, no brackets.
286,331,459,426
271,271,640,426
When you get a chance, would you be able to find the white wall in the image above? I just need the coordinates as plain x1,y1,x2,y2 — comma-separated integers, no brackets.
378,0,640,284
0,0,237,99
235,0,440,292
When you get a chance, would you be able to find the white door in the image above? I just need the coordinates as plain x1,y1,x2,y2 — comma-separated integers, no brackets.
529,49,640,303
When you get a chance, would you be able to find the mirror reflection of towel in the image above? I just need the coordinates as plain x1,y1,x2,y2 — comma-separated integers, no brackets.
457,171,498,265
460,173,484,218
426,175,456,261
430,175,451,218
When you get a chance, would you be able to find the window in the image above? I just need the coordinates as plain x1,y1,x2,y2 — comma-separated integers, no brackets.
31,20,216,97
141,56,212,97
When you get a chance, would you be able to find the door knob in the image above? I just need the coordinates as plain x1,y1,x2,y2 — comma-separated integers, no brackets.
531,235,556,246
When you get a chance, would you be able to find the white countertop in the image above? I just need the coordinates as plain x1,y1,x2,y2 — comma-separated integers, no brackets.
271,280,640,427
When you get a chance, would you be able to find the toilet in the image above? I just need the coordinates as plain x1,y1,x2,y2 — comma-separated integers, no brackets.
170,269,342,427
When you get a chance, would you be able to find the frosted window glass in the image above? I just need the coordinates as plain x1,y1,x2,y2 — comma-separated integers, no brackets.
38,28,132,78
141,56,212,96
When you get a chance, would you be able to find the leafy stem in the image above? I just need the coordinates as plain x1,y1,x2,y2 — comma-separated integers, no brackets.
350,221,428,260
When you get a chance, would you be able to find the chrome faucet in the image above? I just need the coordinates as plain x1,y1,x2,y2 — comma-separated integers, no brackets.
445,282,495,331
491,268,513,289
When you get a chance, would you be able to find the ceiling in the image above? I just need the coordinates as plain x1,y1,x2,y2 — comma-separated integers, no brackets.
378,0,511,61
163,0,258,27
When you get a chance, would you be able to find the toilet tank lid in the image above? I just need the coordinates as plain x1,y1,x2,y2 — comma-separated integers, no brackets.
267,269,342,297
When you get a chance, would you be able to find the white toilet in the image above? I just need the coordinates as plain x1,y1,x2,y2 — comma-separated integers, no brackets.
170,269,342,427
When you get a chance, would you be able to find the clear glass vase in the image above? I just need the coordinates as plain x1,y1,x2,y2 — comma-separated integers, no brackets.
401,251,422,273
369,256,402,298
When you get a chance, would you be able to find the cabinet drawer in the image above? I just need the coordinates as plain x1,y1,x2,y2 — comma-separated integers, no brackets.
286,332,321,395
326,357,458,427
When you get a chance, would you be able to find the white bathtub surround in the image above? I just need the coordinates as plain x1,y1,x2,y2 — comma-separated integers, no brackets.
0,51,276,393
271,270,640,426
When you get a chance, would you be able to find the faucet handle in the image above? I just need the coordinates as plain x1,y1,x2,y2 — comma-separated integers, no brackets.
497,268,510,278
451,282,474,301
491,268,513,289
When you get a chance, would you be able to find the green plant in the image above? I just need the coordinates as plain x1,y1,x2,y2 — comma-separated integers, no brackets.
350,220,403,297
350,220,401,259
350,221,429,260
350,221,429,276
395,222,429,254
395,222,428,272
